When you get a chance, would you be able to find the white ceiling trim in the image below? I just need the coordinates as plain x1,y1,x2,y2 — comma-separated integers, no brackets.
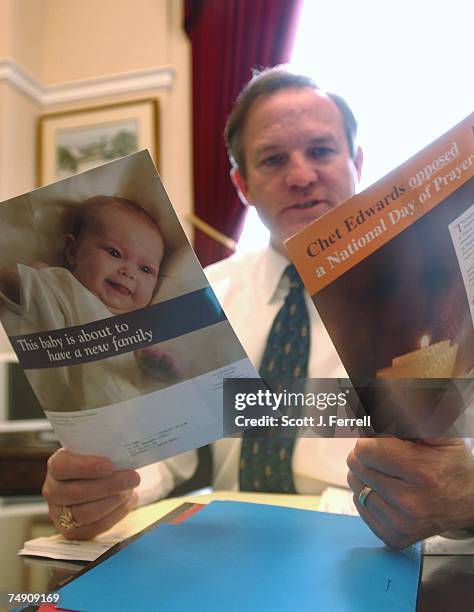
0,58,174,106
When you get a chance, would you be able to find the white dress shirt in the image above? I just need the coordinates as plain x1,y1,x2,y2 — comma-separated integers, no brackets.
137,247,354,504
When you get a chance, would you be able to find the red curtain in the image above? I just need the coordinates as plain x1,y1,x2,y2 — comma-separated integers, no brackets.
184,0,303,267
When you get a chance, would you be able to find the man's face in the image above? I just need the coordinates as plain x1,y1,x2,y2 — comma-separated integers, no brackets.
232,87,363,254
66,206,164,315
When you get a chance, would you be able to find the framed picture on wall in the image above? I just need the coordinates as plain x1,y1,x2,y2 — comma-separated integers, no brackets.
37,99,159,186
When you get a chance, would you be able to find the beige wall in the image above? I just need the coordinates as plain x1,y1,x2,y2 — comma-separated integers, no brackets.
0,1,45,77
0,0,193,354
10,0,45,79
42,0,168,84
0,82,40,198
0,0,12,58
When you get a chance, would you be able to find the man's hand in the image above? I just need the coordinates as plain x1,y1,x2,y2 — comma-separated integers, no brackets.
347,437,474,549
42,449,140,540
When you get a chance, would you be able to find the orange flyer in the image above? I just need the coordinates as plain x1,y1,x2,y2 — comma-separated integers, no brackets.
285,114,474,383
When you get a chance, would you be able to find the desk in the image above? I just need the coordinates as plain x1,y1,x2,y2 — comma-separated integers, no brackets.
2,492,473,611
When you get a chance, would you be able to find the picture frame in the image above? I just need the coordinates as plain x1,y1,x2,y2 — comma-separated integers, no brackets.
37,98,159,186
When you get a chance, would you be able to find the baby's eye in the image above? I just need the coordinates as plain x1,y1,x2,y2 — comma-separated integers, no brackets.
140,265,154,275
107,247,121,258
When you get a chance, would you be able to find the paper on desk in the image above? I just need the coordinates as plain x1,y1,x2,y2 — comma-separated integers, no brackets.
319,486,474,555
423,534,474,555
19,497,186,561
19,535,114,562
319,485,358,515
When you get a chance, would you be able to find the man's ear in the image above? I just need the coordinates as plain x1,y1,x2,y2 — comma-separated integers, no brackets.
230,167,252,207
354,146,363,181
65,234,78,268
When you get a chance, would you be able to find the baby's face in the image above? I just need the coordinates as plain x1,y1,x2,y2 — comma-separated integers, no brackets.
68,207,164,315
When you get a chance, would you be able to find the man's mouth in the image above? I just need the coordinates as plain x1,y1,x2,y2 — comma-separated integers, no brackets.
106,280,131,296
282,200,331,214
290,200,326,210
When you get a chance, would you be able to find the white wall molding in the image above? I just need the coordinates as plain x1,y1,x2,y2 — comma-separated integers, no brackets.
0,58,174,106
0,58,43,101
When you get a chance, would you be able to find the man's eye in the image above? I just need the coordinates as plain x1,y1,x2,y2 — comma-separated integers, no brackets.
107,247,121,258
308,146,334,159
261,154,285,168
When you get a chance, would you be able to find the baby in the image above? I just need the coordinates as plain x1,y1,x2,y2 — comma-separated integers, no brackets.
66,195,165,317
0,195,184,387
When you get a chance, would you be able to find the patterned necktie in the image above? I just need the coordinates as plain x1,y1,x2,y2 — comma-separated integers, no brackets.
239,264,310,493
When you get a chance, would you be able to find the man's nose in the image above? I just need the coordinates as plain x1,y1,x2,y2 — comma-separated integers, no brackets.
285,154,317,189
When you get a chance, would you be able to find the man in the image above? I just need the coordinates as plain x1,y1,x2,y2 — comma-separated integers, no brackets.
42,67,474,548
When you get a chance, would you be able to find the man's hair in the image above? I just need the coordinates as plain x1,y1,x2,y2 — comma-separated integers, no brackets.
73,195,162,242
224,66,358,176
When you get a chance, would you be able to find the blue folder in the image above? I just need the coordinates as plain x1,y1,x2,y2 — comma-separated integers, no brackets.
59,501,421,611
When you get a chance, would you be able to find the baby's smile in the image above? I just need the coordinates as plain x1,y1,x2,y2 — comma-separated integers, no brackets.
106,278,132,296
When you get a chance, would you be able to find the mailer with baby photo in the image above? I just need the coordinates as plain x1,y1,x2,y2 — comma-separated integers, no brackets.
0,151,258,469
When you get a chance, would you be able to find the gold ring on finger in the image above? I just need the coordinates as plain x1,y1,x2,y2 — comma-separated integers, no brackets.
58,505,80,530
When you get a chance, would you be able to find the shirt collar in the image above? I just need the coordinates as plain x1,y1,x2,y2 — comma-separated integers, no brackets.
258,245,291,304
